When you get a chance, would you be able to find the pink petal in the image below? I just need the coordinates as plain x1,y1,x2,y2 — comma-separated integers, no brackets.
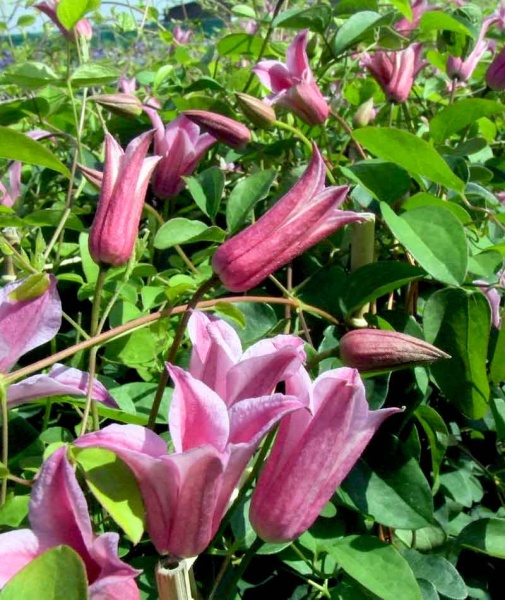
0,529,40,587
6,364,117,409
253,61,295,92
0,275,61,373
167,365,230,453
286,30,310,78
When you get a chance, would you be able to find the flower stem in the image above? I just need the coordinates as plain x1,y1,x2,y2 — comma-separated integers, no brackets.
147,275,218,429
218,537,265,600
0,380,8,506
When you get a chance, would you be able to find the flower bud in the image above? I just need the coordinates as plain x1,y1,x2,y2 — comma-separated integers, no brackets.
486,46,505,90
339,329,450,372
235,93,276,129
353,98,376,128
90,93,143,118
183,110,251,149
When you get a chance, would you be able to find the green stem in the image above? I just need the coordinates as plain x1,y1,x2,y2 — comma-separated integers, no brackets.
218,537,265,600
0,380,8,506
80,266,107,434
147,275,218,429
330,109,367,162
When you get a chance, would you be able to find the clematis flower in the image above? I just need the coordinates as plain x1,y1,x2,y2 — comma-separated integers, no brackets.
0,447,140,599
362,43,426,103
486,45,505,89
173,24,193,45
253,29,330,125
88,131,161,266
187,310,306,407
144,108,216,199
118,76,137,94
1,275,116,408
474,279,502,329
249,366,401,543
75,365,303,558
212,144,367,292
394,0,433,35
34,0,93,41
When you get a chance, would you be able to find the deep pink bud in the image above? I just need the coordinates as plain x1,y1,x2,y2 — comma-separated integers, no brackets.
362,43,426,103
212,144,368,292
339,329,451,371
486,46,505,89
183,110,252,149
88,131,161,266
250,367,401,543
34,1,93,41
253,29,330,125
89,93,143,117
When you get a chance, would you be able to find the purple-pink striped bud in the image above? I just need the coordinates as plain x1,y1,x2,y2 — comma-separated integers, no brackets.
88,131,161,267
183,110,252,149
89,93,143,117
339,329,450,371
486,45,505,90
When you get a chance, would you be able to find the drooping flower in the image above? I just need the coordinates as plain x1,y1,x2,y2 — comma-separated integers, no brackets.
0,447,140,599
75,366,303,558
339,329,451,371
486,45,505,89
143,108,216,199
1,275,116,408
474,279,503,329
249,366,401,543
187,310,306,407
253,29,330,125
88,131,161,266
34,0,93,41
212,144,367,292
362,43,426,103
394,0,433,35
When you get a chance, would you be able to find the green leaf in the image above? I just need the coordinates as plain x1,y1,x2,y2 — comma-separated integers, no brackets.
327,535,422,600
226,169,277,233
25,210,84,231
186,167,225,220
1,62,59,88
457,518,505,559
341,261,425,317
353,128,465,192
0,546,88,600
415,405,449,486
217,34,264,58
420,11,475,37
0,494,30,527
424,288,490,419
0,127,70,178
154,218,225,248
403,193,471,224
388,0,413,19
333,11,392,56
490,326,505,384
343,160,411,204
430,99,504,143
273,5,332,33
79,232,99,283
491,397,505,442
56,0,99,29
73,447,145,543
339,436,434,529
381,203,468,286
70,64,120,87
401,549,467,599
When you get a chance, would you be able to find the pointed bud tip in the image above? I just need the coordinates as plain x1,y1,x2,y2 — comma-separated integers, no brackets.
183,110,252,149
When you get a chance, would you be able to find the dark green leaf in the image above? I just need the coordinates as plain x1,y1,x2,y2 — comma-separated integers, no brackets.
70,64,120,87
490,326,505,384
226,169,277,233
424,288,490,419
273,5,332,32
343,160,411,204
457,518,505,558
415,405,449,485
402,549,467,599
353,128,465,192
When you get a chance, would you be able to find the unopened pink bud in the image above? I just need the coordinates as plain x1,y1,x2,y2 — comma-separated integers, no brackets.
339,329,450,371
183,110,252,149
353,98,376,128
90,93,143,117
235,93,276,129
486,45,505,90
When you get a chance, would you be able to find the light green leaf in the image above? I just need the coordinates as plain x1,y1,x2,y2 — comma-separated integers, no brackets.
430,99,504,143
0,127,70,178
353,128,465,192
1,62,59,88
56,0,100,29
424,288,490,419
73,447,145,543
217,34,264,58
333,11,392,55
0,546,87,600
273,5,332,32
457,518,505,559
403,193,471,224
328,535,422,600
226,169,277,233
415,405,449,486
388,0,413,19
420,11,475,37
70,64,120,87
154,218,225,248
381,203,468,285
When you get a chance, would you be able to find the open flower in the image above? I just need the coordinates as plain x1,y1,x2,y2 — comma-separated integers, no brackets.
362,43,426,103
1,275,116,409
34,1,92,41
212,144,367,292
253,29,329,125
394,0,432,35
144,108,216,199
75,366,303,558
188,310,306,406
486,45,505,89
88,131,161,266
250,366,401,543
0,447,140,598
